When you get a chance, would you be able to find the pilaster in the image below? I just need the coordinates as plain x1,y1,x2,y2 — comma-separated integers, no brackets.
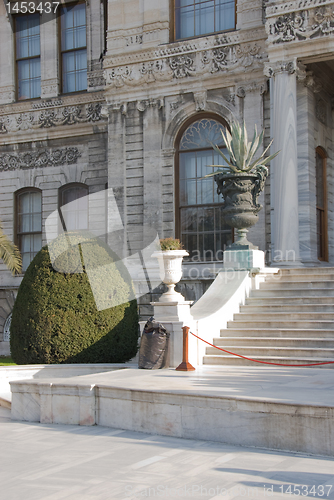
143,101,164,243
40,12,59,98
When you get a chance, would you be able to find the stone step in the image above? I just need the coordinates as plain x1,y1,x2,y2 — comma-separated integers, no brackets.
205,346,334,358
279,267,334,275
233,312,334,321
240,304,334,313
213,337,334,348
220,328,334,338
266,274,334,282
227,320,334,329
203,355,334,367
250,288,334,297
245,296,334,305
260,280,334,289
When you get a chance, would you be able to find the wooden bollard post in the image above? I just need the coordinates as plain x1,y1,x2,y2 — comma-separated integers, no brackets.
175,326,196,371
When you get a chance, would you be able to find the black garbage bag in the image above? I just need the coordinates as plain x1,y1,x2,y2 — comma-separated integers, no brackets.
138,317,170,369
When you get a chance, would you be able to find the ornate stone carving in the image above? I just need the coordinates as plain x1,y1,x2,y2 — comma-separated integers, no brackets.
126,34,143,46
304,71,322,92
32,99,63,109
136,98,164,112
0,103,106,134
41,79,59,98
264,60,297,77
105,40,265,89
235,81,269,96
87,71,106,88
225,93,236,106
266,1,334,43
234,44,262,67
169,54,195,78
0,147,81,171
169,95,185,113
236,87,246,98
268,12,306,42
312,6,334,35
193,91,207,111
209,47,229,72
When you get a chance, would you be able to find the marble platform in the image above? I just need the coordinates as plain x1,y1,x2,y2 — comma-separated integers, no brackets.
8,365,334,457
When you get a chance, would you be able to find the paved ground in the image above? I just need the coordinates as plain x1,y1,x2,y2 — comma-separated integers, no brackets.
1,406,334,500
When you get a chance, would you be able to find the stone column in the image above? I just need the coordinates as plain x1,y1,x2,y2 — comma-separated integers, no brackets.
265,61,302,266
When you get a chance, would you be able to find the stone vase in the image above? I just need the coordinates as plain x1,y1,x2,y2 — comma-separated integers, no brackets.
214,170,267,249
157,250,189,303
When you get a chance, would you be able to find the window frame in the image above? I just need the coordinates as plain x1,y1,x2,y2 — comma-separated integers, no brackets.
14,13,41,101
174,114,233,261
58,1,88,95
58,182,89,232
15,187,43,272
315,146,328,262
172,0,237,42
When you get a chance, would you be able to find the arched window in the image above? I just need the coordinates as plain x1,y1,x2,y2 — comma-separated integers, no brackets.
3,314,11,342
174,0,236,40
59,183,89,231
315,147,328,261
16,188,42,271
176,117,233,261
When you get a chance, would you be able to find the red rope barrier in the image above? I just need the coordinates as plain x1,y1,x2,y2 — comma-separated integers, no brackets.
190,331,334,367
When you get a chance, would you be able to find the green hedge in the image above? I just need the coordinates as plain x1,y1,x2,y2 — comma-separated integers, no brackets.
10,232,138,364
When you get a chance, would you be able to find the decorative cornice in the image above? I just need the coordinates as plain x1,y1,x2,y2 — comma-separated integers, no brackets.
105,28,266,67
0,102,106,135
105,41,266,89
0,147,81,171
0,92,105,117
266,0,333,18
266,0,334,43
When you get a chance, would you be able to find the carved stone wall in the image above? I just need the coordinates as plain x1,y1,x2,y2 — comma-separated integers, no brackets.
266,0,334,45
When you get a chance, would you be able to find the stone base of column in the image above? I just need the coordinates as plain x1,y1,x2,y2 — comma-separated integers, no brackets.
223,249,265,270
150,301,196,368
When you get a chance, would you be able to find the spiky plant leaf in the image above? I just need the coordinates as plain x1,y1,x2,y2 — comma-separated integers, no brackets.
205,119,280,176
0,222,22,274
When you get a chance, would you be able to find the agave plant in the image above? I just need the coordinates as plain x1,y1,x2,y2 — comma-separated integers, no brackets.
0,220,22,274
205,120,279,176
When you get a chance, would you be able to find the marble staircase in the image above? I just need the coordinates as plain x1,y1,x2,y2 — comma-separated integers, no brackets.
203,268,334,367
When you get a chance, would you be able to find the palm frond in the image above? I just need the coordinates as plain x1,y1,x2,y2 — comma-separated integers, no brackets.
0,223,22,274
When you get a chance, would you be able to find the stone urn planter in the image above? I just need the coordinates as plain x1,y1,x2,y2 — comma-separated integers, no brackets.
205,120,279,249
153,238,188,302
214,169,267,249
158,249,189,303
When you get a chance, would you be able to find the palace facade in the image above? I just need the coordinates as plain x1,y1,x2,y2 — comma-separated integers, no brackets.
1,0,334,353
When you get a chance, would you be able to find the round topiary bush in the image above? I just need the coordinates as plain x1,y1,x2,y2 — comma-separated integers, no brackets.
10,232,139,364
